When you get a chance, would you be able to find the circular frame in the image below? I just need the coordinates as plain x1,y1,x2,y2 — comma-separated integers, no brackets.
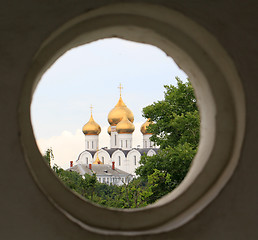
19,3,245,236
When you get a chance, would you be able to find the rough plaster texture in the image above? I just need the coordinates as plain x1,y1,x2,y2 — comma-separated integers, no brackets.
0,0,257,239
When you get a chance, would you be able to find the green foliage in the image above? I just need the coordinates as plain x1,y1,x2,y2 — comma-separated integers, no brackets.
93,183,123,208
119,178,152,208
43,148,54,166
136,143,196,187
147,169,173,203
136,78,200,203
53,166,91,197
52,166,152,209
142,77,199,150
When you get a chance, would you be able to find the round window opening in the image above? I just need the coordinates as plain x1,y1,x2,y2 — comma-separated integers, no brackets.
32,37,199,209
19,4,245,236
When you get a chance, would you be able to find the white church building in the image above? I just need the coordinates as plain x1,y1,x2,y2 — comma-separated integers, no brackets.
75,86,158,178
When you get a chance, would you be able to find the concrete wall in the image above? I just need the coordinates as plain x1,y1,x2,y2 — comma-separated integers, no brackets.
0,1,257,239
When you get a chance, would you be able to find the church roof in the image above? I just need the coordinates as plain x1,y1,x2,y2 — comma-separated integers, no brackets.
68,164,132,177
105,148,131,157
76,150,97,159
133,148,160,155
76,147,159,160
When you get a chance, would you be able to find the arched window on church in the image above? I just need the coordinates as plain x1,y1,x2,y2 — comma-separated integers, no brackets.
118,156,121,166
115,135,117,146
102,157,104,164
126,140,127,148
134,156,136,165
86,157,88,164
121,140,123,148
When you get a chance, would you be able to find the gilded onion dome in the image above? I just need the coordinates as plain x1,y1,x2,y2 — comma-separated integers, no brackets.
82,112,101,135
108,95,134,126
107,125,111,135
116,115,135,134
141,119,152,135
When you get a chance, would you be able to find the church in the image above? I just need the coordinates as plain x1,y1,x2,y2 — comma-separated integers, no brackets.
74,85,158,180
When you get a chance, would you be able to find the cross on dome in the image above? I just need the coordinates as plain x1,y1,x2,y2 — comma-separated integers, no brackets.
108,84,134,126
118,83,123,96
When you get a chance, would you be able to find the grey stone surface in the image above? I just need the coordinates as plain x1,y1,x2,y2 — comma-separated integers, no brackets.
0,1,257,239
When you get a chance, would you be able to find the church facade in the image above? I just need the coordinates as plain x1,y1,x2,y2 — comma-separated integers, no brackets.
75,86,158,177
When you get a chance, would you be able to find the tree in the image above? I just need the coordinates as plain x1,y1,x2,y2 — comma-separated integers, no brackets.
142,77,199,150
136,78,200,203
136,143,196,201
52,165,153,208
93,183,123,208
119,178,153,208
53,166,89,196
43,148,54,166
147,169,172,204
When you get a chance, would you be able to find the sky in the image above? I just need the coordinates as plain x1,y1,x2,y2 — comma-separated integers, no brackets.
31,38,188,169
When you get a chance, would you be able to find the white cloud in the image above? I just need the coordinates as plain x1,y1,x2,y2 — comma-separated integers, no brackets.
37,129,84,169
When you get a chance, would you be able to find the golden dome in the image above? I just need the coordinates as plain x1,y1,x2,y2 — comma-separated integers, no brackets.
82,112,101,135
108,96,134,126
141,119,152,135
93,155,103,164
116,115,135,134
107,125,111,135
